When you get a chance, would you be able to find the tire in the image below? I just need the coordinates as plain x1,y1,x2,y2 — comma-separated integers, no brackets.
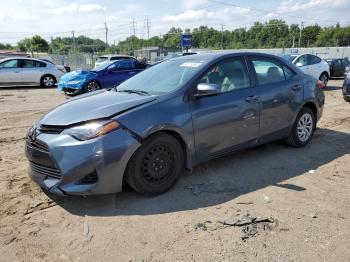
344,96,350,102
319,72,329,86
84,81,101,93
285,107,316,147
40,75,56,88
126,133,184,196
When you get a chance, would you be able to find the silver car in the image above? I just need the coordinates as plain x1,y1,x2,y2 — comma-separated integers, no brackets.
0,57,65,87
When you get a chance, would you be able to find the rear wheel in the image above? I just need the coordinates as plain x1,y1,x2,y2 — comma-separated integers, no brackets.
85,81,100,93
319,73,329,86
344,96,350,102
40,75,56,88
126,133,184,196
286,107,316,147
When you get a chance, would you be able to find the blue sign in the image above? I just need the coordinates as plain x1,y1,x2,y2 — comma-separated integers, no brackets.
181,34,192,48
291,48,299,54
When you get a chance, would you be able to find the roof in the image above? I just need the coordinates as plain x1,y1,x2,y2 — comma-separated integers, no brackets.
98,54,132,58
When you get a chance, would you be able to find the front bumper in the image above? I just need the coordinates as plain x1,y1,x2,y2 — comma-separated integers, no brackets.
25,129,141,195
57,82,85,95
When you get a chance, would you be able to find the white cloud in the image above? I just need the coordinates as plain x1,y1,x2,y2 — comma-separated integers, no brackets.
48,3,105,15
181,0,208,9
0,11,40,21
277,0,347,13
162,9,215,22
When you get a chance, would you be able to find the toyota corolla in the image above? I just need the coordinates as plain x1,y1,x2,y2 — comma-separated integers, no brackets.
25,52,325,196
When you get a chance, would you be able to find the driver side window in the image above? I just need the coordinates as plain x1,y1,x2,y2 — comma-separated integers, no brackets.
199,58,250,93
295,55,308,66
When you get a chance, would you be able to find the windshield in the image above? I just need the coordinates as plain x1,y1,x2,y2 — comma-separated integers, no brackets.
117,59,206,95
97,57,108,63
92,62,110,71
281,54,297,63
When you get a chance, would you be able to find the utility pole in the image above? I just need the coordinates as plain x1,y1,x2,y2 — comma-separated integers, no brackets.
220,24,224,50
146,16,151,40
132,19,136,37
298,21,304,48
72,30,76,52
104,21,108,45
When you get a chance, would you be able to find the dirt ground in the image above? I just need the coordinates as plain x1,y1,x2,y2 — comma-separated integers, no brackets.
0,80,349,262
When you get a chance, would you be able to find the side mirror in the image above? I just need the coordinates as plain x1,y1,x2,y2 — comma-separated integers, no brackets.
296,62,303,67
194,83,220,97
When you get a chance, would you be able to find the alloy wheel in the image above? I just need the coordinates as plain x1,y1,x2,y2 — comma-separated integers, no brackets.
87,81,99,92
297,113,313,142
320,74,328,86
43,76,55,87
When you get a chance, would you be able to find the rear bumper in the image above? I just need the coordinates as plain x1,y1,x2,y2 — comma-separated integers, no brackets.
25,129,141,195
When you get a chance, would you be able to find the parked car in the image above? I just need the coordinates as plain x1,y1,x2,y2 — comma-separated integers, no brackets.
26,52,325,196
0,57,65,87
40,59,71,73
325,58,349,78
94,55,135,68
58,59,150,95
281,54,330,85
343,73,350,102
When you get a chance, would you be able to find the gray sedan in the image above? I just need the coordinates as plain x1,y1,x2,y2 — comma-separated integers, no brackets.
25,52,325,196
0,57,65,87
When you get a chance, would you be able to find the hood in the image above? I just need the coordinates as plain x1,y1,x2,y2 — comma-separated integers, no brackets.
59,70,96,83
39,90,158,126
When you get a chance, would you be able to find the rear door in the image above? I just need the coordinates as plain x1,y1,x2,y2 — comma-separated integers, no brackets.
0,59,21,85
191,56,260,160
248,56,303,139
104,59,136,88
19,59,46,85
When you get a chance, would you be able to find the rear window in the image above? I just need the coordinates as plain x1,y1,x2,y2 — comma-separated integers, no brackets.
252,59,285,85
110,57,130,61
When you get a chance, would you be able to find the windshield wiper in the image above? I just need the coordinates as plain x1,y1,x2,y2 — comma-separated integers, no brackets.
118,89,150,96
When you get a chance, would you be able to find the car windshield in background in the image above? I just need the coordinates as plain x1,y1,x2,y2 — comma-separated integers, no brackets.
118,59,206,95
97,57,108,63
91,62,110,71
281,54,297,63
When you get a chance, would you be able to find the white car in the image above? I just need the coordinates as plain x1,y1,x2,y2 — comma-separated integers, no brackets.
0,57,66,87
94,55,135,68
282,54,330,85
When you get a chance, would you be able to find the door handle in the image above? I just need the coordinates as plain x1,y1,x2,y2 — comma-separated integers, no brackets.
245,95,260,103
292,85,302,91
129,72,136,75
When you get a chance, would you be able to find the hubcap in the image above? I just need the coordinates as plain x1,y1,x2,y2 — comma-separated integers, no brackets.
297,113,313,142
87,81,99,92
142,145,176,183
320,74,328,85
43,77,54,87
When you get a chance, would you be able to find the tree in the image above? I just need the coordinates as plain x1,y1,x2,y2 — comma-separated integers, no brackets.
17,35,49,55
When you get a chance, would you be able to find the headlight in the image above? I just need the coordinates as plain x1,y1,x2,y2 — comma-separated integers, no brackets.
62,120,120,141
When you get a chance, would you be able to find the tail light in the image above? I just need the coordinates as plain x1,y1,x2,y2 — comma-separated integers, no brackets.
317,80,325,89
57,67,66,73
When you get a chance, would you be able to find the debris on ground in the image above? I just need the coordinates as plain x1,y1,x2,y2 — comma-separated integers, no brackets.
263,195,272,203
308,170,315,174
194,210,277,240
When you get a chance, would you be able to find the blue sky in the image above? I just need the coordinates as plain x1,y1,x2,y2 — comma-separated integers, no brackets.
0,0,349,44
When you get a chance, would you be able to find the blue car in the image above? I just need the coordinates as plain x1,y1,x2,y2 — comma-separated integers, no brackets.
26,52,324,196
57,58,149,95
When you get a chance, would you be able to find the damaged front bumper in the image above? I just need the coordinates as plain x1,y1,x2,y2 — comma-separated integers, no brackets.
25,128,141,195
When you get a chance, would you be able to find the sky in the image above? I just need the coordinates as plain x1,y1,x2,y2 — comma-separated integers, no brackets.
0,0,349,44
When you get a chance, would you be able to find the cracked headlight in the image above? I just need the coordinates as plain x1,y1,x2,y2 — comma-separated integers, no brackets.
62,120,120,141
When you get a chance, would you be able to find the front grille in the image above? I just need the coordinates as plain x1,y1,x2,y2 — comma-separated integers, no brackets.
29,161,61,179
26,137,49,152
38,125,64,134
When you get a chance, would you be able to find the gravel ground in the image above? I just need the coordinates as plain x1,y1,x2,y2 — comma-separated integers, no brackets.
0,80,349,262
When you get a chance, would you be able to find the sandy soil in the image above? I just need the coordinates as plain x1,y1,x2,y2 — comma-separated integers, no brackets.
0,80,349,262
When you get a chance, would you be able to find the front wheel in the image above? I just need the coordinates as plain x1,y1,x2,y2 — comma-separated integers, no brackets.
126,133,184,196
286,107,316,147
319,73,329,86
84,81,101,93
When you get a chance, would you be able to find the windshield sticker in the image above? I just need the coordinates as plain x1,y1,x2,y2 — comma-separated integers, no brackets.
180,62,202,68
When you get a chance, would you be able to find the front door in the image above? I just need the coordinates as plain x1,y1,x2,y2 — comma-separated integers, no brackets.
104,60,136,88
191,56,259,160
